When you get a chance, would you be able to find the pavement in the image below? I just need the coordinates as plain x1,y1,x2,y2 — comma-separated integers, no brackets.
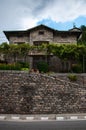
0,114,86,122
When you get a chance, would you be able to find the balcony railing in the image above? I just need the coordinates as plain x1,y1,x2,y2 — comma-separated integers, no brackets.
28,48,47,55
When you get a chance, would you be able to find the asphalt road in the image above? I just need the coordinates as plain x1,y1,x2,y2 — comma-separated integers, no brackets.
0,120,86,130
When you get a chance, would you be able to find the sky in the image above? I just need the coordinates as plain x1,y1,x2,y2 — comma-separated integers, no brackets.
0,0,86,43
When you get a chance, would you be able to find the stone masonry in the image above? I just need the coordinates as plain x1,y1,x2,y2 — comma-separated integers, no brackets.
0,71,86,114
4,25,81,44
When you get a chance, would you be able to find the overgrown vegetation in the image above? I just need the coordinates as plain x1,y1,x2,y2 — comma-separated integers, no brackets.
37,61,49,73
0,63,21,70
0,41,86,72
67,74,77,81
1,42,86,60
0,62,29,71
78,25,86,45
71,64,82,73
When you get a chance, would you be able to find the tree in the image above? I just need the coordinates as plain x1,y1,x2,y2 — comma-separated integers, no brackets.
9,44,20,62
19,44,30,62
0,42,10,62
78,25,86,45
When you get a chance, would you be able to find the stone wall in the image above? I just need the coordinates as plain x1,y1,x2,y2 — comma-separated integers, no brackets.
30,28,53,44
9,26,78,44
9,36,29,43
54,35,77,43
0,71,86,114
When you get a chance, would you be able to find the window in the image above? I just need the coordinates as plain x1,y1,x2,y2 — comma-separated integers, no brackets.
38,31,44,35
14,42,25,44
61,34,67,38
17,35,23,38
33,41,49,46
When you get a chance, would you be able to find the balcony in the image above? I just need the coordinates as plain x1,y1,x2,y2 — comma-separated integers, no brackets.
28,48,47,56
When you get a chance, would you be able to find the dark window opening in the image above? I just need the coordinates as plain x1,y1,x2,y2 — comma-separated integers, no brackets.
14,42,25,44
38,31,44,35
17,35,23,38
33,41,49,46
61,34,67,38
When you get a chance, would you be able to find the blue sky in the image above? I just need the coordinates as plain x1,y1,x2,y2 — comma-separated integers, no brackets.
0,0,86,43
37,16,86,30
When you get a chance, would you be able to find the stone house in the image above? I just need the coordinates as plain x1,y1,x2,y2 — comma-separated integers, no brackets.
4,24,82,72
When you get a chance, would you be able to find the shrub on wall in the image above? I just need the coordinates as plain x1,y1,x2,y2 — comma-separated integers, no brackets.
0,63,21,70
67,74,77,81
71,64,82,73
37,61,49,73
0,62,29,71
18,62,29,68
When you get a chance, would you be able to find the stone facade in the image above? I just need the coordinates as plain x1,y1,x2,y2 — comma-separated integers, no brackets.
9,36,29,43
3,25,82,71
29,27,53,45
4,24,81,44
0,71,86,114
54,34,77,43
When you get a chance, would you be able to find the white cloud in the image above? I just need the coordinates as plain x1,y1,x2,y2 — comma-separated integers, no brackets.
37,0,86,22
0,0,86,31
21,18,38,29
19,0,86,29
0,0,86,43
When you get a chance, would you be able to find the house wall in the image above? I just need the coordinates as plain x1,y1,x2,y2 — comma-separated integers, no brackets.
29,29,53,45
4,53,72,72
9,36,29,43
53,35,77,43
8,27,78,44
9,33,77,44
0,71,86,114
49,56,62,72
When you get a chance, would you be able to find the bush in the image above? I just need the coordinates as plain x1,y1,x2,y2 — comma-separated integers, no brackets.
18,62,29,68
71,64,82,73
0,62,30,71
21,68,29,71
67,74,77,81
37,61,49,73
0,63,21,70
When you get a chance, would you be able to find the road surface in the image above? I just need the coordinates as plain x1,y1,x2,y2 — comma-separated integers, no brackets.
0,120,86,130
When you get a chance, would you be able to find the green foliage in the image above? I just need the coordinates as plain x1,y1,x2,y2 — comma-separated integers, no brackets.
0,62,29,71
1,42,86,72
37,61,49,73
71,64,82,73
0,42,9,51
18,44,30,56
0,63,21,70
18,62,29,68
67,74,77,81
78,25,86,45
0,42,86,63
21,68,29,71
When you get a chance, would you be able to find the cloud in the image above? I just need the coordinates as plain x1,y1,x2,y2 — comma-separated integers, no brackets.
0,0,86,31
21,18,38,29
37,0,86,22
0,0,86,43
20,0,86,28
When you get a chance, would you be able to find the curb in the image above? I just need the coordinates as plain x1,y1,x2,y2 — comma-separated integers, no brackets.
0,114,86,121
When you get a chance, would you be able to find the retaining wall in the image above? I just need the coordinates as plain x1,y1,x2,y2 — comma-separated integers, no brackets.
0,71,86,114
